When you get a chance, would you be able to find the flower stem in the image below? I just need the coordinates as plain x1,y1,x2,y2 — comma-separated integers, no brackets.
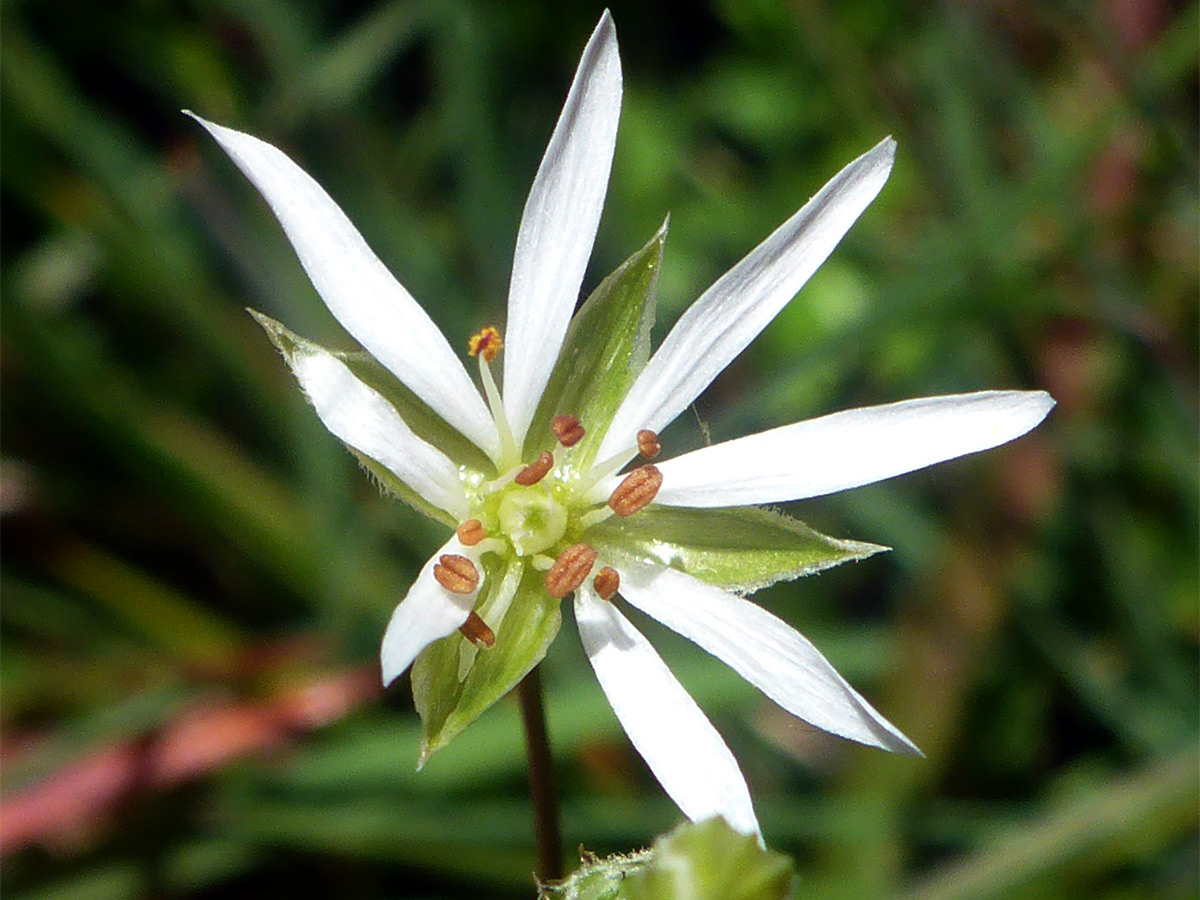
517,665,563,880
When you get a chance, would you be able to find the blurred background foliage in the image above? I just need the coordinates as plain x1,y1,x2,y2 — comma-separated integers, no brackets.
2,0,1197,897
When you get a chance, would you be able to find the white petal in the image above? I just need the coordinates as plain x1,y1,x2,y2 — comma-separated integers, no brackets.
596,138,895,461
502,12,622,447
574,588,760,838
186,113,501,461
654,391,1056,507
381,536,482,685
618,560,920,754
288,344,467,519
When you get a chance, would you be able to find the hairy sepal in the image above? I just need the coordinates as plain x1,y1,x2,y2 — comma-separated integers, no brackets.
253,311,494,475
412,558,561,765
527,220,665,467
591,505,886,592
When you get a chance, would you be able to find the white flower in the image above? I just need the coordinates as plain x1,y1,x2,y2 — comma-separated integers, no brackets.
189,11,1053,840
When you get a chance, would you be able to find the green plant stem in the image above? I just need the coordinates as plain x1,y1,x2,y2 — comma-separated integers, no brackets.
517,665,563,881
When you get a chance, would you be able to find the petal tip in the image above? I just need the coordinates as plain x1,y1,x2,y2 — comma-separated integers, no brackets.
380,660,401,688
870,135,897,173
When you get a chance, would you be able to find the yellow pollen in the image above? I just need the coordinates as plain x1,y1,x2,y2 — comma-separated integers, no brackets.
468,326,503,362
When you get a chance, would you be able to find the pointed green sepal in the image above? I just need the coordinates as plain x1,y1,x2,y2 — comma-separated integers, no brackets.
621,818,794,900
412,558,561,764
251,309,493,472
527,220,666,467
251,310,472,526
591,505,886,592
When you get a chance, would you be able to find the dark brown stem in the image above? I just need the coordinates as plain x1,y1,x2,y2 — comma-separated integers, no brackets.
517,665,563,880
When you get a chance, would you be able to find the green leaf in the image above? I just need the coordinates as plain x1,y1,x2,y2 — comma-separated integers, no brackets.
591,505,886,592
412,558,561,764
539,849,650,900
620,818,794,900
527,220,666,467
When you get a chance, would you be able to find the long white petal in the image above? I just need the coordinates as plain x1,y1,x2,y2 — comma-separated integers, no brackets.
575,588,760,838
288,344,467,519
381,536,482,686
502,12,622,447
596,138,895,461
653,390,1056,507
618,560,920,754
186,113,501,461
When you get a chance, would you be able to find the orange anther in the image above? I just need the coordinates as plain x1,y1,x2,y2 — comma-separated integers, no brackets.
607,465,663,517
636,429,661,459
593,567,620,600
552,415,586,447
544,543,598,599
433,554,480,594
456,518,487,546
458,610,495,648
514,451,554,486
468,326,503,363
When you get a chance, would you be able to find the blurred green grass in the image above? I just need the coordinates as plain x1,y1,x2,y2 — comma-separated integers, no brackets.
2,0,1196,898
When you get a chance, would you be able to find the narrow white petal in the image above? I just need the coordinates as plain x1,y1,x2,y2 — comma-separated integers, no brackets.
618,560,920,754
654,390,1056,507
186,112,500,460
381,536,481,685
289,345,467,519
596,138,895,461
575,588,760,837
502,12,622,447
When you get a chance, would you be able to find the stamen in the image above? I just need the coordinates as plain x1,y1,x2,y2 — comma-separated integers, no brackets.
457,518,487,546
481,466,521,495
458,610,495,647
636,429,661,459
576,507,613,530
552,415,586,448
573,447,635,497
544,543,598,599
593,567,620,600
608,465,663,517
531,554,555,571
514,451,554,486
473,329,518,467
433,554,480,594
468,326,503,363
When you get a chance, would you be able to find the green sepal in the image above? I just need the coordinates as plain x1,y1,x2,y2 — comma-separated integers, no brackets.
251,310,495,476
591,505,886,593
621,818,794,900
411,558,561,765
527,220,666,468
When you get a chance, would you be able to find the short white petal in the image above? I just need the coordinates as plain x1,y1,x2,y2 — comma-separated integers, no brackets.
381,536,481,685
655,390,1056,507
289,345,467,519
618,560,919,755
186,113,500,460
502,12,622,447
596,138,895,461
575,588,760,838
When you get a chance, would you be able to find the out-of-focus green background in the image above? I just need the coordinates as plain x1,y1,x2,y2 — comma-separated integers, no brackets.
3,0,1197,897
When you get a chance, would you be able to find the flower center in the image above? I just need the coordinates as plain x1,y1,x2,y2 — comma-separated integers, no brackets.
454,326,664,652
497,485,568,556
